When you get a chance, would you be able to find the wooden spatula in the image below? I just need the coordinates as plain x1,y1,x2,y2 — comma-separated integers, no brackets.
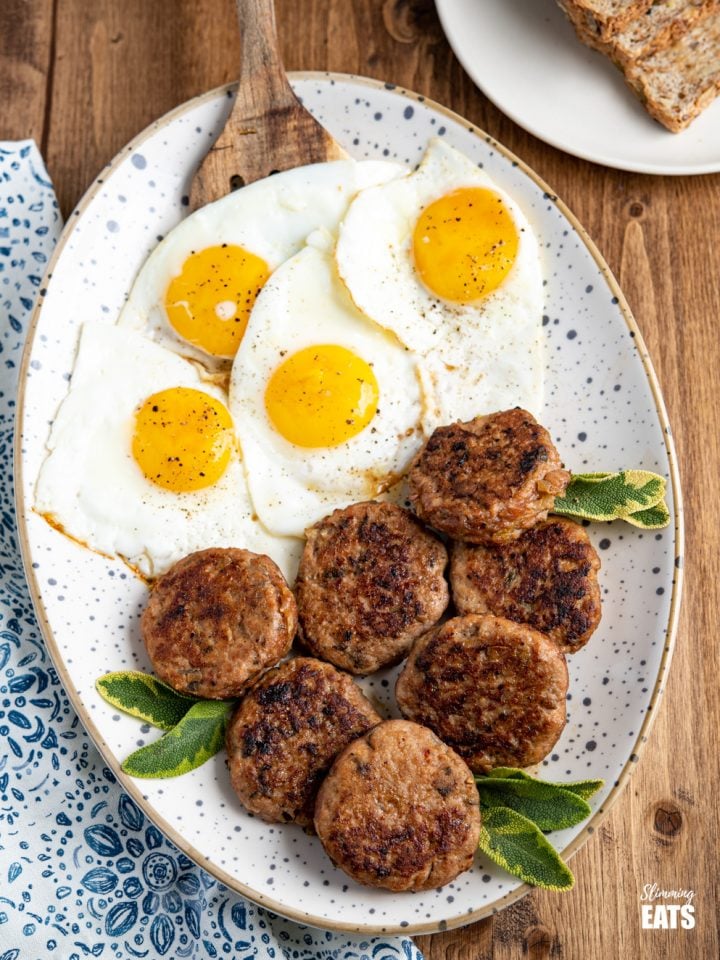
189,0,348,211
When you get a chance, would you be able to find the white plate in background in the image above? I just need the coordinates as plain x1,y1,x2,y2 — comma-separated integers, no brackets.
436,0,720,175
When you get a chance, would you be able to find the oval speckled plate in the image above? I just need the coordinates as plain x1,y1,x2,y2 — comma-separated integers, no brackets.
16,74,683,935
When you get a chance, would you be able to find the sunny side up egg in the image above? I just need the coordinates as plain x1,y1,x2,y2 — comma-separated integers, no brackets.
335,139,545,431
229,230,424,538
117,159,407,369
34,325,301,581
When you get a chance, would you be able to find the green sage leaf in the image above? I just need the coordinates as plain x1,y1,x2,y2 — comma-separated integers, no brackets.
545,779,604,801
553,470,669,527
483,766,526,779
96,671,197,731
478,805,574,891
122,699,233,778
479,778,591,830
481,767,604,802
624,500,671,529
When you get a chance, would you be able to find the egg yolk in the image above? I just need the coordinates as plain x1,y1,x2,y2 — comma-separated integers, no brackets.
265,345,379,448
132,387,234,491
412,187,519,303
164,244,270,357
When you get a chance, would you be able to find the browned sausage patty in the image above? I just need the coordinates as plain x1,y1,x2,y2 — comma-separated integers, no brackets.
142,547,297,699
451,518,602,653
295,501,449,674
408,409,571,544
314,719,480,891
226,657,380,827
396,614,568,772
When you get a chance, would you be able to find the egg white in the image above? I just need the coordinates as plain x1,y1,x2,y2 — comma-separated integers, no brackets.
34,324,301,581
117,159,407,369
335,139,544,431
229,230,424,538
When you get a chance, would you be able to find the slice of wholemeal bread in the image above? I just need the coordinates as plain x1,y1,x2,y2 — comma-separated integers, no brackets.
608,0,717,66
567,0,719,66
559,0,655,42
557,0,720,130
624,7,720,129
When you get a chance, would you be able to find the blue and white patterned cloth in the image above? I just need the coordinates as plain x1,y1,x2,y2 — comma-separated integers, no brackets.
0,141,424,960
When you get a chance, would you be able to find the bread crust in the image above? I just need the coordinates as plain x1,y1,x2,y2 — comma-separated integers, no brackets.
558,0,720,131
559,0,655,40
609,0,715,67
624,7,720,130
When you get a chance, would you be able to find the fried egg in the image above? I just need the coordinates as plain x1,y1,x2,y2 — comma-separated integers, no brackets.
34,325,301,581
335,139,544,430
229,230,423,538
117,159,406,368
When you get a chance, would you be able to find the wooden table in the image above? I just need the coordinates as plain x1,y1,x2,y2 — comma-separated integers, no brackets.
2,2,718,957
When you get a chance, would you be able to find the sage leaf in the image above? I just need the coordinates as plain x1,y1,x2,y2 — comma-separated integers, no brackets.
554,779,605,801
96,671,197,731
624,499,671,529
483,767,526,779
478,805,574,891
122,700,233,778
479,778,591,830
553,470,669,527
481,767,604,802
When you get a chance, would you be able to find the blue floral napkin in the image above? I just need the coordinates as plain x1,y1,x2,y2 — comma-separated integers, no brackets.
0,141,423,960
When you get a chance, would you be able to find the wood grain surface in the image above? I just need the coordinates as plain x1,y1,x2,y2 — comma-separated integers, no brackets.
189,0,348,209
1,2,718,957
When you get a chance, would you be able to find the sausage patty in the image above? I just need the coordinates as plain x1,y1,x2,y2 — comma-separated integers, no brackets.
451,518,602,653
141,547,297,699
408,409,571,544
226,657,380,827
395,614,568,772
295,501,449,674
314,719,480,891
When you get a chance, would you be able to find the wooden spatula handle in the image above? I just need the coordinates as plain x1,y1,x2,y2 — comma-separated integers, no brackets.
236,0,298,118
189,0,347,211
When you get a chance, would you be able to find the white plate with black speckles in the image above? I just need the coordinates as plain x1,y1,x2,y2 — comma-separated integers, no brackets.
436,0,720,175
16,73,683,934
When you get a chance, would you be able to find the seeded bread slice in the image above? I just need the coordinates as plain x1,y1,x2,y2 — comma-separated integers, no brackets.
624,8,720,129
558,0,654,41
569,0,719,67
610,1,717,65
